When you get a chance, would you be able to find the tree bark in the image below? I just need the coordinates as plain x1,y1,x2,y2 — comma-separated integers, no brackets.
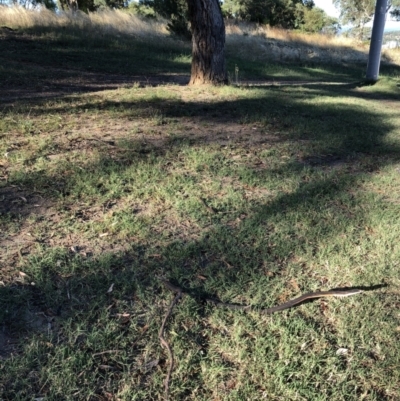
187,0,227,85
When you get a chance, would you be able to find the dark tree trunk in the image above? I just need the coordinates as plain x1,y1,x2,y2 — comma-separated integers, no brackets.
187,0,227,85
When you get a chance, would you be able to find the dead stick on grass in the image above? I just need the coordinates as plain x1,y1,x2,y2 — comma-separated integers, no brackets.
159,286,182,400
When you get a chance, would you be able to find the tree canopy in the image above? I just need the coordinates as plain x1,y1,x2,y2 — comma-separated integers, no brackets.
333,0,400,38
222,0,314,28
139,0,338,35
7,0,338,35
9,0,127,13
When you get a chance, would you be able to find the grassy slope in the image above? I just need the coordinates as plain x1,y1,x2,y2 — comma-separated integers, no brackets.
1,12,400,401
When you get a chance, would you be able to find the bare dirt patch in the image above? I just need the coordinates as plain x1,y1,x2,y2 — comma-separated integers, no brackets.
0,186,52,216
0,186,55,282
299,154,347,168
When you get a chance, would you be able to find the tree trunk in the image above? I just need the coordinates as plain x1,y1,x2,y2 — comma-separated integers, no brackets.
366,0,388,81
187,0,227,85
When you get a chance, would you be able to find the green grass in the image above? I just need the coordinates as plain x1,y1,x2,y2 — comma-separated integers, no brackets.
1,19,400,401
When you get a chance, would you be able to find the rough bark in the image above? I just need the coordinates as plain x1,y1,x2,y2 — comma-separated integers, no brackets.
187,0,227,85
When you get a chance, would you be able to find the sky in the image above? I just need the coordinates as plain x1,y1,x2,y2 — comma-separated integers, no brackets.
313,0,400,31
313,0,340,18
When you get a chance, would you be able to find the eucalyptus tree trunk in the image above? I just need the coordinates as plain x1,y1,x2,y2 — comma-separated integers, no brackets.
187,0,228,85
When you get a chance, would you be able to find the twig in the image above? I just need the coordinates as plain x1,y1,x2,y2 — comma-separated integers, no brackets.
92,350,121,357
159,285,182,400
87,137,116,146
199,197,216,214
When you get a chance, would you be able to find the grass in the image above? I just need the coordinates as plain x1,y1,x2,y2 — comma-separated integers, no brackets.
1,7,400,401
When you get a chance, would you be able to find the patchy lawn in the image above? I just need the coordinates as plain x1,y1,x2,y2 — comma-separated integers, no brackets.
1,13,400,401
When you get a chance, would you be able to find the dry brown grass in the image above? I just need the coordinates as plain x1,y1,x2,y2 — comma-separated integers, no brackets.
0,6,398,66
383,47,400,64
225,21,361,49
0,6,168,37
225,21,400,66
224,20,374,64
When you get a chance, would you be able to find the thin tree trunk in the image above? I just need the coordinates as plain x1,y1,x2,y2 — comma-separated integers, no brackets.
187,0,227,85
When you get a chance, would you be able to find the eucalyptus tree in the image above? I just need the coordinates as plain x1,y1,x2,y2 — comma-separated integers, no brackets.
186,0,228,84
333,0,400,39
222,0,316,28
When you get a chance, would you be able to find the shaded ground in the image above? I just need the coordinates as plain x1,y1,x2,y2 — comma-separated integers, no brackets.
0,58,359,104
0,61,190,103
0,42,398,289
3,28,389,103
0,66,357,362
1,24,400,400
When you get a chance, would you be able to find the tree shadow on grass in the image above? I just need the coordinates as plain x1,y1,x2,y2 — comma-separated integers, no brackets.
1,80,398,260
1,72,400,399
13,81,397,159
0,170,397,398
236,80,400,102
2,26,400,107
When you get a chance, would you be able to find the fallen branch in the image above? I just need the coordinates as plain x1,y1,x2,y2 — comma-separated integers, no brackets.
159,285,182,400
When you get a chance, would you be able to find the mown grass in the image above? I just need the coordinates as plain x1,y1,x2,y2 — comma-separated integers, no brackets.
1,9,400,401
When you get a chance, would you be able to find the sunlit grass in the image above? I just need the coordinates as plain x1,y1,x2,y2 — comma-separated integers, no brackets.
1,11,400,401
0,6,168,38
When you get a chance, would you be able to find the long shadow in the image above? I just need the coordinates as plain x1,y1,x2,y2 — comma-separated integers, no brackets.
0,167,396,397
0,27,191,76
1,77,398,226
236,81,399,102
8,71,396,121
1,76,398,251
0,28,191,104
0,58,190,103
3,25,400,106
1,27,400,399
